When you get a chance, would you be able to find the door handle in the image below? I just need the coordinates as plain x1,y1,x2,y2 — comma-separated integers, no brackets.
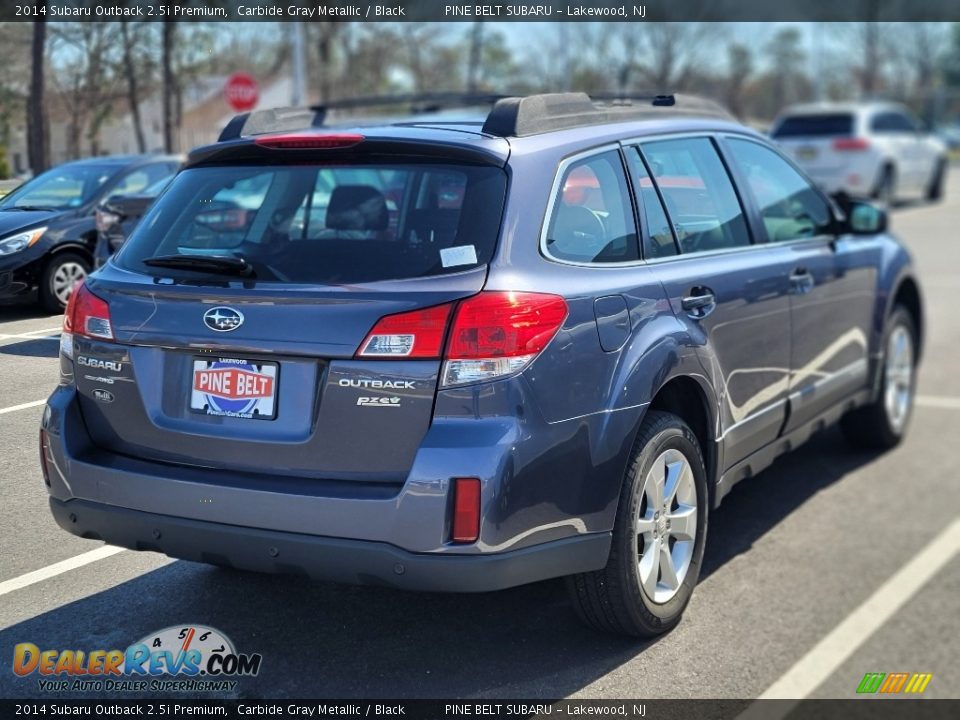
790,267,815,294
681,287,716,318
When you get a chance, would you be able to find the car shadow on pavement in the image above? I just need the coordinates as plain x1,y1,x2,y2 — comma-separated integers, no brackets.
0,429,881,701
0,338,59,358
701,426,881,580
0,301,58,322
0,562,651,700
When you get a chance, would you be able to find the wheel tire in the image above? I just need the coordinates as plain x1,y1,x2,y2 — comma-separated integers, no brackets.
566,411,708,637
841,306,917,450
873,165,896,206
926,159,946,202
39,251,90,313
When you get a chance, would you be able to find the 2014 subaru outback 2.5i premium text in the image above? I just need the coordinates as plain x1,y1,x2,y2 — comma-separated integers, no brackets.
40,94,923,637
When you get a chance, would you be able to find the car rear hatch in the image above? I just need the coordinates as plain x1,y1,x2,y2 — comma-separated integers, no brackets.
71,145,508,483
772,112,857,172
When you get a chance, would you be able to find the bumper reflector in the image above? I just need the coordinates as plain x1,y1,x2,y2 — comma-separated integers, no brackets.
452,477,481,544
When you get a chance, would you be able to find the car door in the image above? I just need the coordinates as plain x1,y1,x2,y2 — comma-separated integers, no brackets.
722,136,878,432
627,137,793,470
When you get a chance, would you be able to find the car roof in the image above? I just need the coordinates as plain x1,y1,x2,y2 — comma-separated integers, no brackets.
190,93,757,169
62,154,182,168
776,101,908,118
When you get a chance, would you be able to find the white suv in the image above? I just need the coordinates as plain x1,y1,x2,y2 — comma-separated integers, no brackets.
771,102,947,203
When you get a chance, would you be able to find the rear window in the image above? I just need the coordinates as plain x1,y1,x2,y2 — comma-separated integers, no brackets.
116,163,507,285
772,114,854,138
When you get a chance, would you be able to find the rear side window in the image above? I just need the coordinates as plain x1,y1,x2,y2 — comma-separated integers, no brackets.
870,112,916,134
117,163,506,285
624,149,677,259
640,138,750,254
726,139,832,242
110,164,175,197
544,150,638,263
772,114,854,138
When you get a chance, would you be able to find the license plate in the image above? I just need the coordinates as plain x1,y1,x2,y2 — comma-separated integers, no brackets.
796,146,818,161
190,358,278,420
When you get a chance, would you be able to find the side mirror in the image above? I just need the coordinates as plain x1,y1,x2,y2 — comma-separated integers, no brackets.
848,201,888,235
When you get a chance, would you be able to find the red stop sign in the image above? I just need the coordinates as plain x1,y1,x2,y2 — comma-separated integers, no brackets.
224,72,259,112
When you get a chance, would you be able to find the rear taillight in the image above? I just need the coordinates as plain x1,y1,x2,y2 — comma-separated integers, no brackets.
63,281,113,353
95,208,121,233
832,137,870,152
358,303,453,358
451,477,481,544
442,292,567,387
356,291,567,387
254,133,364,150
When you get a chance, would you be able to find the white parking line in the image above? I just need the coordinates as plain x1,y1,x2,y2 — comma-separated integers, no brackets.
916,395,960,410
741,518,960,713
0,546,126,598
0,334,59,342
0,327,61,339
0,399,46,416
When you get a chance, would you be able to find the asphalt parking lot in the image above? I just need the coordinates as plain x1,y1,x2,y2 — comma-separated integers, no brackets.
1,172,958,701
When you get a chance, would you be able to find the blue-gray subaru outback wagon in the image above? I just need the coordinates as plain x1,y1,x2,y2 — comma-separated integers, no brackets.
40,93,923,637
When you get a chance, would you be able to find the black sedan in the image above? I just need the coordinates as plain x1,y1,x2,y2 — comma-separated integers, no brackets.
94,175,175,268
0,155,179,311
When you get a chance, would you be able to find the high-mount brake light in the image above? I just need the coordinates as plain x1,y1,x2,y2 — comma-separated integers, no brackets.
63,281,114,346
253,133,365,150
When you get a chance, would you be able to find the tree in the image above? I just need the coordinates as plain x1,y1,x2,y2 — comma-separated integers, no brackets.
28,14,49,173
636,23,721,91
162,18,176,153
120,22,148,153
466,21,484,93
944,23,960,88
49,22,119,158
765,27,806,111
725,44,753,118
904,23,950,96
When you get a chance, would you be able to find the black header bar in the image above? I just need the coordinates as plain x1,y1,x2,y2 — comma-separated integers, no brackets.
3,0,960,23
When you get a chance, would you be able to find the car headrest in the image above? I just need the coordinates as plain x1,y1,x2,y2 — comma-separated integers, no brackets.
326,185,388,231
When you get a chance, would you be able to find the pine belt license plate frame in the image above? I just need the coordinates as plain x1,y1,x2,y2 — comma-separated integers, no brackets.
190,357,280,420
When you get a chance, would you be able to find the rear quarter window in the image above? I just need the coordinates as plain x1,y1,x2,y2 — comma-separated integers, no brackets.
772,114,855,138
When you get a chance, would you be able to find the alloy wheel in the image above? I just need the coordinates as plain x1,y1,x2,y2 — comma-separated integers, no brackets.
884,325,914,434
52,261,88,306
636,448,698,604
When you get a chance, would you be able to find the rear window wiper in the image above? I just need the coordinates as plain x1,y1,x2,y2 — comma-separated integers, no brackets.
143,254,254,277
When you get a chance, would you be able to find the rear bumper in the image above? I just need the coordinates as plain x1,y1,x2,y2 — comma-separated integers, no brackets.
49,497,610,592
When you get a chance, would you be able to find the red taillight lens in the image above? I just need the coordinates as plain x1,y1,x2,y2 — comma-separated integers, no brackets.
63,281,113,341
357,291,567,386
832,137,870,152
357,303,453,358
452,477,481,544
254,133,364,150
447,292,568,359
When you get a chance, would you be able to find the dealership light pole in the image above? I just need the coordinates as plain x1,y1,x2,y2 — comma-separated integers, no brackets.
291,22,308,107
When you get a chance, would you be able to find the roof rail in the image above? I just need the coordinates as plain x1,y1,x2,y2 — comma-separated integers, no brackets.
218,93,508,142
218,91,733,143
481,92,733,137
